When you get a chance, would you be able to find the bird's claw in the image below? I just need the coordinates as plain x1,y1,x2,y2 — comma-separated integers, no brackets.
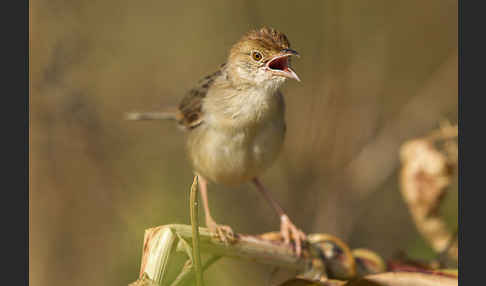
207,221,235,244
280,214,307,256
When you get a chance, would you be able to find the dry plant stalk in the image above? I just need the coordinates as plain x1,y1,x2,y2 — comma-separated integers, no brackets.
131,225,458,286
280,272,458,286
399,123,458,261
131,224,315,286
145,225,309,271
344,272,458,286
132,226,367,285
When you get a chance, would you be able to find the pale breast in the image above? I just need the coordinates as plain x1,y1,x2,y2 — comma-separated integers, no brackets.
186,90,286,186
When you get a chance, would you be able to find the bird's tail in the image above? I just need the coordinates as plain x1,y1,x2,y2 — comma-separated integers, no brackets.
125,110,178,121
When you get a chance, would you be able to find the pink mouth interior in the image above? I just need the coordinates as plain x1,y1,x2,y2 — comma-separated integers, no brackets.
268,56,289,71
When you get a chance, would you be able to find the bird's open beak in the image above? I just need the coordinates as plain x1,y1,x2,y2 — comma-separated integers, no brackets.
266,49,301,82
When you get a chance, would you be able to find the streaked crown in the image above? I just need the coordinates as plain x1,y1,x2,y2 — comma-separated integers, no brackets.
241,26,291,51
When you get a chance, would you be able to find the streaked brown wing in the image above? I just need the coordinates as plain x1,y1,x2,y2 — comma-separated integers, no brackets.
177,68,223,129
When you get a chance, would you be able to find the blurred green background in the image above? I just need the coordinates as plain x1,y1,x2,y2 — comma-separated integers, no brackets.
30,0,458,285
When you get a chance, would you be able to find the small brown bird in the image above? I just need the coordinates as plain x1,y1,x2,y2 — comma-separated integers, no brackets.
128,27,306,255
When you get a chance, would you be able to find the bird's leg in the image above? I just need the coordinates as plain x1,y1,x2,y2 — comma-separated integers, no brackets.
252,178,307,256
197,174,234,243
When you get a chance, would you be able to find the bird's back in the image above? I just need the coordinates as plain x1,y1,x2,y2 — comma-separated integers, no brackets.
175,67,224,130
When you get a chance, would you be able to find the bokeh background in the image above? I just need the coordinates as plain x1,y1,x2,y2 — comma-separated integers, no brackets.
29,0,458,285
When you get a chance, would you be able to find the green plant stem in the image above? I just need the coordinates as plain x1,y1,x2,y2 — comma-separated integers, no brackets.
190,176,204,286
170,256,221,286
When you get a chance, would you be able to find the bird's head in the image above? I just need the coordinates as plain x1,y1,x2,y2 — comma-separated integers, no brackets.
227,27,300,89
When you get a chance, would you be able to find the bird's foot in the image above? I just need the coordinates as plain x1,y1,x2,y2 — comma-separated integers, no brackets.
280,214,307,256
206,219,235,244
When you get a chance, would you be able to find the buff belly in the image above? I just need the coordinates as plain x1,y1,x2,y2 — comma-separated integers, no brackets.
187,119,285,186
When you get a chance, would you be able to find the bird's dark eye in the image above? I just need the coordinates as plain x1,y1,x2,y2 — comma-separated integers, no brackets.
251,51,263,61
